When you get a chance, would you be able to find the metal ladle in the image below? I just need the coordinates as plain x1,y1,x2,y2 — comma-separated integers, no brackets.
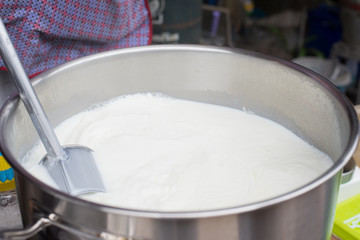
0,18,105,195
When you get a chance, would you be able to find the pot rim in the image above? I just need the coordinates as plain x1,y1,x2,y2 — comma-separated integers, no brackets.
0,44,358,219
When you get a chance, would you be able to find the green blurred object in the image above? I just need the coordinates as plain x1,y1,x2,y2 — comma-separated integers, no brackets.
152,0,202,44
333,193,360,240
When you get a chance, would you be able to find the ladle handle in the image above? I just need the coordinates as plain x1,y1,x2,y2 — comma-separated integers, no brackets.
0,17,64,160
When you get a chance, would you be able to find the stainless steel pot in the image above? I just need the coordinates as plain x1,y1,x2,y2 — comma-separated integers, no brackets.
0,45,358,240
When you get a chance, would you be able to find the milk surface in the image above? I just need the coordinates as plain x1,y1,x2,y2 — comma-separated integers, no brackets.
22,93,333,211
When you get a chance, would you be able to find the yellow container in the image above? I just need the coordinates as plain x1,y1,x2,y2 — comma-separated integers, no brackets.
0,152,15,191
0,152,22,230
333,193,360,240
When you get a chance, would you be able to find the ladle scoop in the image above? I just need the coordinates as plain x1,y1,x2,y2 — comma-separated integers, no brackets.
0,18,105,195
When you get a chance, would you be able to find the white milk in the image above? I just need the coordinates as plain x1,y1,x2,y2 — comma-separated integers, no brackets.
22,93,333,211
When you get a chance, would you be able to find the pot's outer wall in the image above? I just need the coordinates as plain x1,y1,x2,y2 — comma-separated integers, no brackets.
15,170,342,239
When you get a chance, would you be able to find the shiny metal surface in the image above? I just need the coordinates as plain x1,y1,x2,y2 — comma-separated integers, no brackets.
0,45,358,240
0,18,105,195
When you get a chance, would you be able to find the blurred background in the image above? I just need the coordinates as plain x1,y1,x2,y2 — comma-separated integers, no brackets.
148,0,360,104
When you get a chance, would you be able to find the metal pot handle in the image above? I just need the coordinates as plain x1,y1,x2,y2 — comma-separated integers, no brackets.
0,213,129,240
0,214,54,240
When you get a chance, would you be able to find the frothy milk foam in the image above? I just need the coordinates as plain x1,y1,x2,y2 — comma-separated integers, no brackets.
22,93,333,211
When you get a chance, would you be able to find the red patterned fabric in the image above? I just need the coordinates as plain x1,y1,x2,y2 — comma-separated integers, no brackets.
0,0,152,76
